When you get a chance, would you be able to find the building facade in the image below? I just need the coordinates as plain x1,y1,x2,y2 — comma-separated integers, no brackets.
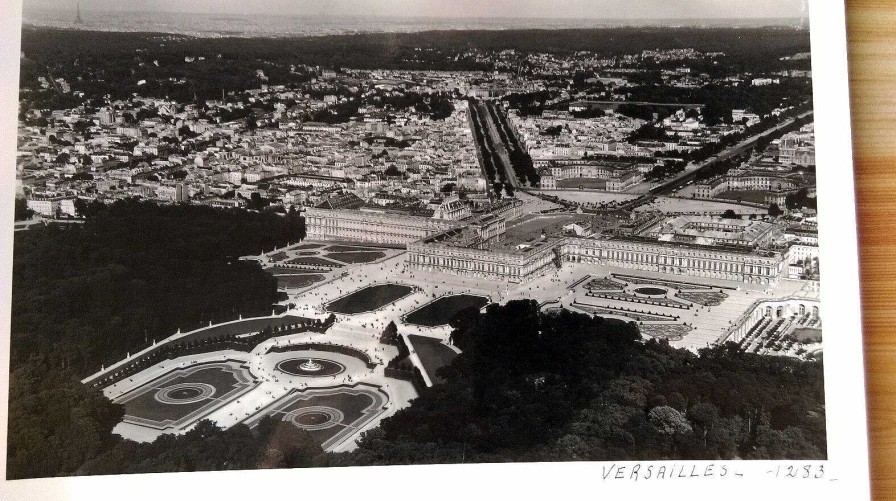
721,297,821,344
305,207,458,244
407,239,561,283
534,160,644,192
561,237,783,285
310,205,785,285
27,196,62,216
407,233,783,285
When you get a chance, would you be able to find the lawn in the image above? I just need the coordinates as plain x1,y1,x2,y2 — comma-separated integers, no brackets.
267,266,314,275
285,256,343,267
407,335,458,384
556,178,608,190
404,294,489,327
326,284,414,314
325,251,386,264
244,387,387,450
275,274,324,289
325,245,380,252
164,315,310,348
268,252,288,262
791,327,822,343
117,363,254,429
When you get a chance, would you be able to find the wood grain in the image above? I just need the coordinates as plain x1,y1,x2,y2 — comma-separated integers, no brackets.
847,1,896,499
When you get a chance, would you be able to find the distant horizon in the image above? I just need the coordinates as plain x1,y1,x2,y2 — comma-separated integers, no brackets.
24,7,808,23
20,10,810,38
22,0,809,22
20,1,809,39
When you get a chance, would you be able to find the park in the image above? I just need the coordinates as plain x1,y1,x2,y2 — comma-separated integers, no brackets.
85,236,822,452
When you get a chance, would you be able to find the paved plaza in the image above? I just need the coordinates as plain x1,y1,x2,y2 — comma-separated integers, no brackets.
633,196,768,215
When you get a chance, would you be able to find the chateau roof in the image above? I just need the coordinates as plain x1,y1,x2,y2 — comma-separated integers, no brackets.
314,192,364,210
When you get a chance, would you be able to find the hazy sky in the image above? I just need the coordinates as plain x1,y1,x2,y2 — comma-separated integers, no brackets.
26,0,808,19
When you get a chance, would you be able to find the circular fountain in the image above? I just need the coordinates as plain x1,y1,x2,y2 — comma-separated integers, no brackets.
275,357,346,377
299,358,323,372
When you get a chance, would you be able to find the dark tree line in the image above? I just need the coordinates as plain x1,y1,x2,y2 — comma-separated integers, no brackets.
18,26,809,108
623,79,813,126
78,418,324,474
8,285,826,477
467,100,504,186
331,301,826,465
366,90,455,119
486,102,540,186
14,198,33,221
785,189,818,211
502,91,553,116
468,99,530,197
644,162,686,182
12,199,306,372
7,200,305,479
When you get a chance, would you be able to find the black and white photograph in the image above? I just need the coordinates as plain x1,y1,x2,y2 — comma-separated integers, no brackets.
0,1,871,499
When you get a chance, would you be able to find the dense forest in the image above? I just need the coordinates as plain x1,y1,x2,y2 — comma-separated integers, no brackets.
78,418,324,474
332,302,827,465
7,200,305,479
625,79,813,125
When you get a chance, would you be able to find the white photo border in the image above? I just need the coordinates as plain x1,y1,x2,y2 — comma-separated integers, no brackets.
0,1,870,500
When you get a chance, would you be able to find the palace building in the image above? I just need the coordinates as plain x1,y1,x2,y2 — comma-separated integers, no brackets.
305,198,523,245
721,297,821,345
560,236,782,285
308,204,788,285
695,168,805,199
407,237,562,283
535,159,645,192
638,215,781,248
406,233,782,284
304,207,459,244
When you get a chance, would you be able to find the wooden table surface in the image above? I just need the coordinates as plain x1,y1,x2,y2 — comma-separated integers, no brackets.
848,0,896,499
